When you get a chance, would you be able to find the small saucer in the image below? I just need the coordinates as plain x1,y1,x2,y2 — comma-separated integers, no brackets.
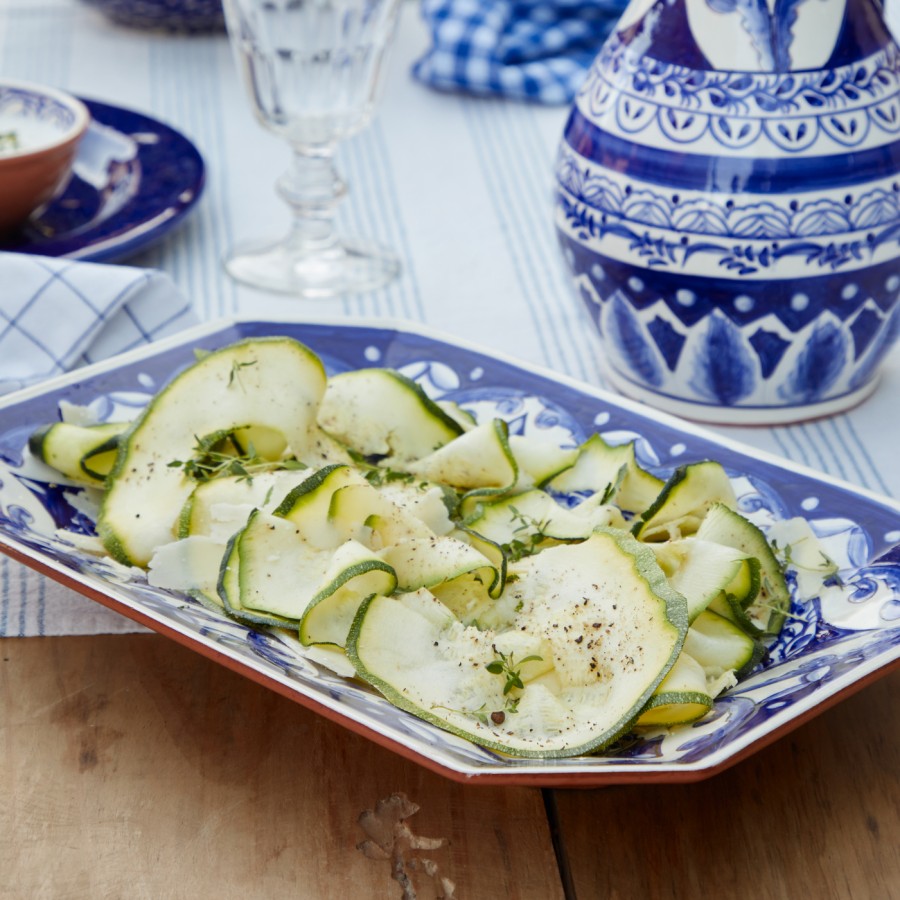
0,98,205,262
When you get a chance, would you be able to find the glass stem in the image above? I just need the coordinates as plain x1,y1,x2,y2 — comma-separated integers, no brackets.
276,146,347,254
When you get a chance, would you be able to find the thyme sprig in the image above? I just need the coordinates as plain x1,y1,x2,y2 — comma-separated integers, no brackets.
771,538,843,586
228,359,258,391
0,131,19,153
361,466,417,487
485,649,543,695
501,506,551,562
168,434,305,484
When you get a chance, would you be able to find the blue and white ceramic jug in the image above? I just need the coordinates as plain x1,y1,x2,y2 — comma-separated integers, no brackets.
555,0,900,423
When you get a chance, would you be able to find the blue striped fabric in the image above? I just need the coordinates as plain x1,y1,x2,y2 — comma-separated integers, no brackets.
0,253,197,395
412,0,627,104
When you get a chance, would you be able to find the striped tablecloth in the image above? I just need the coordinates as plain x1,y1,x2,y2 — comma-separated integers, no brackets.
1,0,899,634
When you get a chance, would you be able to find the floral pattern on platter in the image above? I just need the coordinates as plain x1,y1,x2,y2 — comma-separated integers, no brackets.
0,319,897,783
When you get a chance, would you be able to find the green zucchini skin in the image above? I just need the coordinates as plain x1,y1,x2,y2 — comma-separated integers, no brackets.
548,433,664,513
317,368,464,464
24,333,798,759
633,460,738,541
30,421,128,485
347,528,688,758
697,504,791,635
98,337,328,566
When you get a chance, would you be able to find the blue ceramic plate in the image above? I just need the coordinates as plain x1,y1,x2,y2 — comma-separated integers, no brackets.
0,98,204,262
0,317,897,786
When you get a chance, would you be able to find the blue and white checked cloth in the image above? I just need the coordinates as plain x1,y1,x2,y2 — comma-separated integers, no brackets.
412,0,627,104
0,252,197,637
0,252,197,395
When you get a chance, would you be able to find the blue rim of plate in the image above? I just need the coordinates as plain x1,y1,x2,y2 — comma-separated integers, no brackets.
0,316,898,785
0,98,205,262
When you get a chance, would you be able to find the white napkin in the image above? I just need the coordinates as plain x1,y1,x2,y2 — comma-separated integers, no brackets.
0,252,197,395
0,252,197,636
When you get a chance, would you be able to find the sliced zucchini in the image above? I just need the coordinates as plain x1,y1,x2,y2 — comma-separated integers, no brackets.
635,652,713,727
299,547,398,648
37,328,799,759
431,572,500,626
237,509,394,626
721,556,761,607
328,482,435,549
237,511,328,621
98,337,328,566
177,467,313,540
506,528,688,690
507,435,578,488
273,464,368,548
375,479,456,535
632,460,738,542
636,608,759,728
461,489,621,566
29,421,129,485
706,588,765,638
696,503,791,634
273,465,439,553
81,432,126,481
379,534,500,597
408,419,518,496
648,537,750,622
347,528,687,757
317,368,463,464
437,400,477,431
217,529,298,629
548,433,664,513
684,609,763,679
230,424,288,460
451,525,509,607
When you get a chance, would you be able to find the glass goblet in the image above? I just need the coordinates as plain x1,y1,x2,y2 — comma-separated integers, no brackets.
222,0,402,297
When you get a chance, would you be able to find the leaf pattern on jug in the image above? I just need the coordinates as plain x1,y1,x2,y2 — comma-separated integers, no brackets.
689,311,757,405
780,319,848,402
848,304,900,391
607,292,664,387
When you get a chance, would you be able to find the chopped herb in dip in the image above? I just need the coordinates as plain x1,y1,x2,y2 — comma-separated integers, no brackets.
0,131,19,154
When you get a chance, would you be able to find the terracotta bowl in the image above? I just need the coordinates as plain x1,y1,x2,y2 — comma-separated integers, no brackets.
0,81,91,234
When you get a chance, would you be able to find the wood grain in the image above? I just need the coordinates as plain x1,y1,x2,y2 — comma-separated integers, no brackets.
554,668,900,900
0,635,563,900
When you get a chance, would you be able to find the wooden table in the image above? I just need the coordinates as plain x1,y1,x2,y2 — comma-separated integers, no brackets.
2,634,897,898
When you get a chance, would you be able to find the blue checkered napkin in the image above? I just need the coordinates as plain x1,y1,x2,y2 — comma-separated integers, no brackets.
412,0,626,104
0,252,197,395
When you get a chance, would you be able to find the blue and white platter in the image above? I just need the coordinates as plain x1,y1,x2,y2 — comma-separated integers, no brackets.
0,98,204,262
0,317,897,786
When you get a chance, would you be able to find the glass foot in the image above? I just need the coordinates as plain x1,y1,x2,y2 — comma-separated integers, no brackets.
224,235,401,298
